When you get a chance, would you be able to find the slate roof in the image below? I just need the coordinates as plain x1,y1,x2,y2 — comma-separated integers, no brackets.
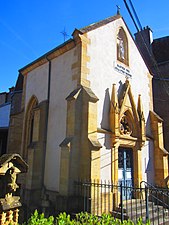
152,36,169,64
79,14,121,33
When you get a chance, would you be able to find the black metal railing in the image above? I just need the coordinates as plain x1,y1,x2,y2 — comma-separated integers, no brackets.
74,180,169,224
140,181,169,225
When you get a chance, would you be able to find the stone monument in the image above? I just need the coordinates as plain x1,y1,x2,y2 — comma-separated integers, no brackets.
0,154,28,225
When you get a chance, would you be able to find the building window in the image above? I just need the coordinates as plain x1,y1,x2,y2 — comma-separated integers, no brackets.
29,107,40,145
24,96,40,149
29,112,34,144
117,27,129,65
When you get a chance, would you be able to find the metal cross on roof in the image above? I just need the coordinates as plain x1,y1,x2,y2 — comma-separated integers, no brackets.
116,5,120,15
60,27,69,42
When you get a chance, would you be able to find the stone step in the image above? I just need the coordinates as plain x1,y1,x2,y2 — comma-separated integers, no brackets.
122,200,153,212
112,210,169,225
112,199,169,225
117,200,157,215
132,209,169,224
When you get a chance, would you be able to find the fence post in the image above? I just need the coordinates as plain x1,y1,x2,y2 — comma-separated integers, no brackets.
120,183,124,222
83,183,86,211
145,185,149,221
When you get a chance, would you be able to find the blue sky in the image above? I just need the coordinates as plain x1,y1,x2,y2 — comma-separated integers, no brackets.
1,0,169,92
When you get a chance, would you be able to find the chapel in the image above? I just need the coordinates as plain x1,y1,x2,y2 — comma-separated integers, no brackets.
6,13,169,214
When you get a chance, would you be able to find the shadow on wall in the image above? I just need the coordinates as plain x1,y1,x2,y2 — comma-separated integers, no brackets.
145,113,154,185
100,88,111,149
118,80,123,97
100,88,110,129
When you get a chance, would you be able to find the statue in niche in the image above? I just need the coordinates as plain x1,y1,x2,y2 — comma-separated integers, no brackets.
7,166,19,192
118,38,125,60
120,116,132,135
0,153,28,212
117,28,128,65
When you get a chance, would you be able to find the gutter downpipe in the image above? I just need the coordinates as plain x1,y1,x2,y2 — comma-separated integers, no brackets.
41,56,52,212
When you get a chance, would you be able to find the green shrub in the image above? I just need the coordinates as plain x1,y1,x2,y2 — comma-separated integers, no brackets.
22,210,150,225
56,212,75,225
56,212,150,225
23,209,54,225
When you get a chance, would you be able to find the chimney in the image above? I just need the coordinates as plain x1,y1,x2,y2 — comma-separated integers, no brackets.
135,26,154,72
135,26,153,45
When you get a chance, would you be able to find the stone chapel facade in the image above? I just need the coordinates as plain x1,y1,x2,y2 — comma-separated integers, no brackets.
7,14,169,214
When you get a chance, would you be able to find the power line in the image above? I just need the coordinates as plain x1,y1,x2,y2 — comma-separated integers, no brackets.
123,0,169,97
123,0,139,32
128,0,142,31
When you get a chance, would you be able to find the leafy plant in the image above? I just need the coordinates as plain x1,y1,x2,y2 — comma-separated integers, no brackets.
24,209,54,225
57,212,150,225
56,212,77,225
22,210,150,225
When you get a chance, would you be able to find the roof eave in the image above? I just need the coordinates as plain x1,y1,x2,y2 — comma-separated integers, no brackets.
19,38,75,75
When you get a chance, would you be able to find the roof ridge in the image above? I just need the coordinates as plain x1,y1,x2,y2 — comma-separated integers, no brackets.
79,14,122,33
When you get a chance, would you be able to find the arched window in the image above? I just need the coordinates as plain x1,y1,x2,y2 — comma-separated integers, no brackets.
23,95,39,158
117,27,129,65
29,104,38,144
28,97,39,145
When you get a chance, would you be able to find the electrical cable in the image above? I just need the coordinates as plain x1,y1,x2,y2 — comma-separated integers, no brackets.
128,0,142,31
123,0,139,32
123,0,169,97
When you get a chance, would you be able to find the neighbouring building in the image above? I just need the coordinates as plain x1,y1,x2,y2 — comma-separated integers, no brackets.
135,28,169,161
7,74,24,155
0,87,14,156
7,13,169,215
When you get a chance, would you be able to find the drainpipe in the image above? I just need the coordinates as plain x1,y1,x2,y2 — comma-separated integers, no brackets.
41,56,52,212
46,57,52,103
43,55,51,180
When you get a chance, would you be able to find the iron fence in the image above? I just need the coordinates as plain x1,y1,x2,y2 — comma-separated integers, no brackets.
74,180,169,224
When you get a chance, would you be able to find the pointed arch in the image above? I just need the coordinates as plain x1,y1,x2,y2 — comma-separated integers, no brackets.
26,95,38,117
117,27,129,65
110,80,146,189
23,95,39,159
